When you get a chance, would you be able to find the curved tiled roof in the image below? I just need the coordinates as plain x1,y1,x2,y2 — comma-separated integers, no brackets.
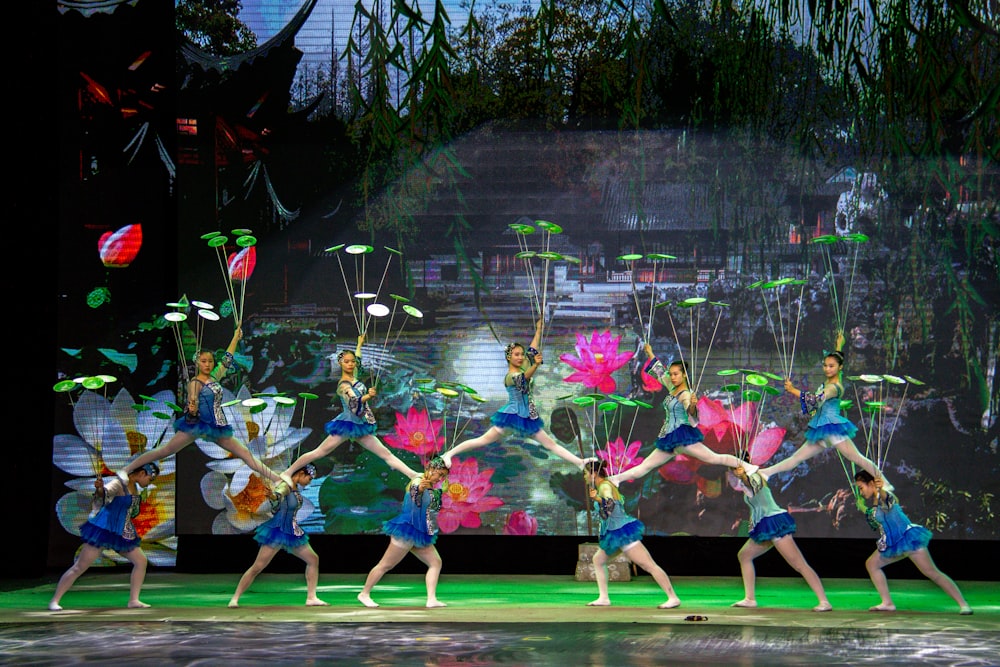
179,0,319,75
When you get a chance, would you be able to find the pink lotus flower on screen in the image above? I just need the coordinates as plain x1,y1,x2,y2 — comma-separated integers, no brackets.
228,246,256,281
99,224,142,268
598,436,644,478
384,406,443,460
437,457,504,533
657,396,785,496
503,510,538,535
560,330,634,393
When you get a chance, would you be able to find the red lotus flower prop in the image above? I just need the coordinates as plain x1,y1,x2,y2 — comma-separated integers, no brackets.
502,510,538,535
658,396,785,496
598,436,644,478
228,246,256,282
437,457,504,533
98,224,142,268
560,330,634,393
384,406,443,459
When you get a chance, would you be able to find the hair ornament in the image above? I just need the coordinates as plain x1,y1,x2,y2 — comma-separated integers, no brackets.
427,456,449,471
139,462,160,478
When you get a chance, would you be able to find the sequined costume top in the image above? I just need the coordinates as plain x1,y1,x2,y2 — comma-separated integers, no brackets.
173,352,237,440
644,356,703,452
799,381,858,443
79,477,143,553
740,474,797,543
863,493,932,559
489,347,544,436
593,480,644,555
324,373,379,439
254,486,309,552
645,357,698,437
382,475,443,549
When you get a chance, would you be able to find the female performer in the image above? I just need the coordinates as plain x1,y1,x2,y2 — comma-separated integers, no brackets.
281,334,418,486
761,332,885,484
49,464,160,611
357,456,450,608
610,344,754,484
730,466,832,611
441,320,584,470
854,471,972,615
585,459,681,609
228,465,329,608
117,326,290,488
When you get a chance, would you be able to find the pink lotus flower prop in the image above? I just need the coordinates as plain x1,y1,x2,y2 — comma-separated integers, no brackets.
560,330,634,393
228,246,256,281
385,406,443,460
437,457,504,533
658,396,785,496
503,510,538,535
640,367,663,392
598,436,644,478
99,223,142,268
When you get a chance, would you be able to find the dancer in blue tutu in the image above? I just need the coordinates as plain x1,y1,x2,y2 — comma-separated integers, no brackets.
761,332,885,483
357,456,450,608
854,471,972,614
228,465,329,608
585,460,681,609
281,334,417,486
610,344,754,485
441,320,585,470
48,464,160,611
117,326,290,488
730,466,832,611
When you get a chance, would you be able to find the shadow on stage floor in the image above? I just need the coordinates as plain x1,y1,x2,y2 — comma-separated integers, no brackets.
2,573,998,666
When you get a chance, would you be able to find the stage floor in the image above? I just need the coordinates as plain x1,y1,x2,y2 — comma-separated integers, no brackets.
2,573,998,665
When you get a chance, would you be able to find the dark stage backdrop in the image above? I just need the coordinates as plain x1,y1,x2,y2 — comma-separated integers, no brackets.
44,0,997,577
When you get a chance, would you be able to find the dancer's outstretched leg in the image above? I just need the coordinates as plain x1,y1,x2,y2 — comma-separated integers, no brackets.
531,429,584,469
441,427,504,468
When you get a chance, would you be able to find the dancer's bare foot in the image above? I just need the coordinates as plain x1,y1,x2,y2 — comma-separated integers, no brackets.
813,602,833,612
426,600,447,608
127,600,151,609
869,603,896,612
47,602,63,611
227,600,239,608
731,599,757,608
357,593,379,608
306,598,330,607
959,606,973,615
658,598,681,609
587,598,611,607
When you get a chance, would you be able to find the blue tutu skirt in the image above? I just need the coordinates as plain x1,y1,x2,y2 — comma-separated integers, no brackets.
383,517,436,548
491,412,544,437
599,519,644,555
804,420,857,444
883,526,932,559
173,416,234,442
254,523,309,552
325,418,377,439
749,512,797,543
79,522,141,554
654,424,703,453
